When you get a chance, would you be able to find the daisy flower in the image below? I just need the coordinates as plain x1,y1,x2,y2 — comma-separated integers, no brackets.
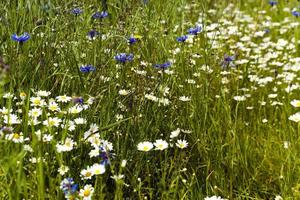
176,139,188,149
137,141,153,152
79,185,94,200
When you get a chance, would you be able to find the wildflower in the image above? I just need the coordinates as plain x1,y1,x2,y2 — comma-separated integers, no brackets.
3,114,21,124
56,95,72,103
87,30,100,40
80,65,96,73
118,89,130,96
43,117,61,127
176,139,188,149
233,95,246,101
289,112,300,122
56,138,76,152
121,160,127,167
92,11,108,19
291,100,300,107
115,53,134,63
154,139,168,150
37,90,51,97
30,96,46,107
20,92,27,100
179,96,191,102
187,25,202,35
137,141,153,152
275,196,283,200
60,178,78,199
269,1,278,6
204,196,226,200
48,101,60,112
292,10,300,17
222,54,235,68
111,174,125,181
71,8,82,15
79,185,94,200
29,108,42,118
170,128,181,138
11,32,30,43
58,165,69,176
91,163,106,175
72,96,84,104
74,117,87,124
80,167,93,180
6,132,24,143
154,61,171,69
128,36,137,45
176,35,188,42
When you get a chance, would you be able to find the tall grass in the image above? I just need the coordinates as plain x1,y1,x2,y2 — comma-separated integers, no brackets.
1,0,300,199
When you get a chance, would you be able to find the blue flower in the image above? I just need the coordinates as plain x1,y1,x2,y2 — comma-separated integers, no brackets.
60,178,78,198
269,0,278,6
80,65,96,73
115,53,134,63
11,32,30,43
128,37,137,45
187,25,202,35
292,10,300,17
154,61,171,69
221,54,235,68
87,30,100,40
92,11,108,19
176,35,188,42
71,8,82,15
73,96,84,104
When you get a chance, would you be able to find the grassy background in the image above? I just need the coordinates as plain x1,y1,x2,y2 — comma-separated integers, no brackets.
1,0,300,199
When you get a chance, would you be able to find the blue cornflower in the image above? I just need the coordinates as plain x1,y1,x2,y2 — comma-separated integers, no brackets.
154,61,171,69
292,10,300,17
73,96,84,104
187,25,202,35
87,30,100,40
224,54,234,62
60,178,78,196
80,64,96,73
92,11,108,19
221,54,235,68
176,35,188,42
11,32,30,43
115,53,134,63
71,8,82,15
128,36,137,45
269,0,278,6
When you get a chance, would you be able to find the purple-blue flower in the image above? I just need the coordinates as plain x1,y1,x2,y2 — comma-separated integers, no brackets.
115,53,134,63
187,26,202,35
128,37,137,45
269,0,278,6
154,61,171,69
71,8,82,15
292,10,300,17
60,178,78,197
80,65,96,73
73,97,84,104
92,11,108,19
87,30,100,40
176,35,188,42
11,32,30,43
221,54,235,68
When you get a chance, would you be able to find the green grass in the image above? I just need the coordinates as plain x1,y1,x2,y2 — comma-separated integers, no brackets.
1,0,300,199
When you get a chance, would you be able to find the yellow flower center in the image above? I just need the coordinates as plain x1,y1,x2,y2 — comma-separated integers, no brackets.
83,189,91,197
13,133,20,139
85,172,92,177
33,99,41,105
143,146,149,151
